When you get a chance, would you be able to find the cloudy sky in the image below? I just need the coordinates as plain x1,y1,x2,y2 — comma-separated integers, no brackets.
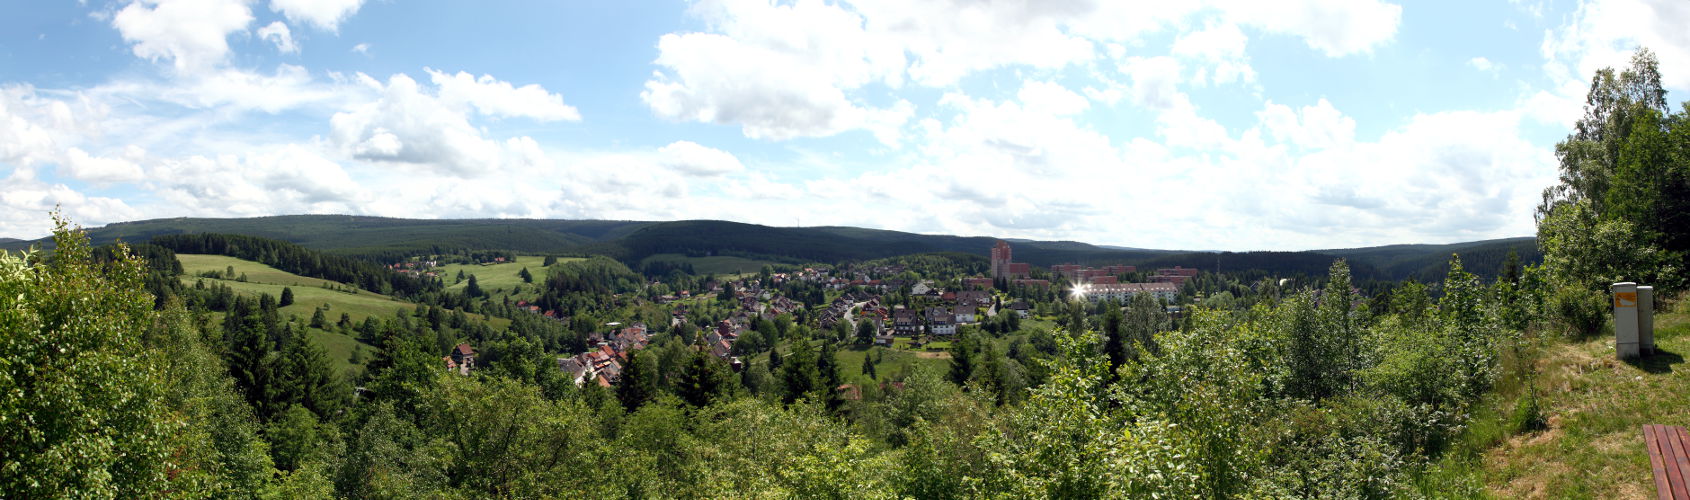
1,0,1687,250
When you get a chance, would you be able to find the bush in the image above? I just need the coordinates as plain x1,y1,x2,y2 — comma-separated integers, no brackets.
1549,286,1608,339
1509,392,1548,434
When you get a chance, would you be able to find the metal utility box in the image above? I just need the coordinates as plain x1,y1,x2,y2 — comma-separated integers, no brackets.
1639,286,1655,355
1614,282,1640,359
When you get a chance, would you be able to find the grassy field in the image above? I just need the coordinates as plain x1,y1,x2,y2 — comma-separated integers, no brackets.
438,255,581,299
307,327,372,380
178,254,514,378
179,254,352,290
179,254,510,329
640,253,789,277
1469,301,1690,498
179,254,410,321
835,344,951,382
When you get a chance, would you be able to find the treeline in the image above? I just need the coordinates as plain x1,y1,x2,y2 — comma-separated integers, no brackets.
527,256,645,318
1538,47,1690,295
150,233,438,297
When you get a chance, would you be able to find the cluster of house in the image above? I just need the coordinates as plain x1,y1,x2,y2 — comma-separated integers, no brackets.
1150,266,1200,285
881,288,996,344
555,323,651,387
514,299,569,322
1072,282,1181,303
817,291,879,330
1050,264,1137,284
390,260,441,279
553,274,820,387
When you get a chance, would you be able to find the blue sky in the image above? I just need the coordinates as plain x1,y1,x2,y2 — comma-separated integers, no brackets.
2,0,1688,250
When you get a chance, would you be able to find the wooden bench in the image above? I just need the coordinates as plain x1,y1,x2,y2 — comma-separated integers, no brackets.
1645,424,1690,499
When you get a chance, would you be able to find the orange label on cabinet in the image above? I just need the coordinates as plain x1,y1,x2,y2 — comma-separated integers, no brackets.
1615,292,1638,308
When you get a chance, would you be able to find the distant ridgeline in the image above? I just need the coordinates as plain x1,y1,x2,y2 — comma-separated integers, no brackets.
149,233,437,297
0,215,1542,283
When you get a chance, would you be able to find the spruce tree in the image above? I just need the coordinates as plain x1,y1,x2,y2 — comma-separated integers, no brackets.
465,274,484,298
818,341,844,410
676,347,733,407
1102,305,1125,379
617,350,657,411
279,286,294,307
779,339,821,404
948,330,975,386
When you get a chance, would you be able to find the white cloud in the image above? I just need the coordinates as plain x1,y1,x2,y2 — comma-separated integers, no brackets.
1256,98,1355,150
1267,110,1553,242
257,21,298,54
0,87,63,167
144,145,364,216
1016,81,1089,116
60,147,145,184
111,0,254,74
643,33,913,144
847,0,1098,86
658,141,745,177
1541,0,1690,91
646,0,1403,144
642,4,914,145
426,68,582,122
1120,56,1187,110
1171,21,1256,86
0,173,139,239
92,64,344,114
351,42,371,55
1468,56,1495,72
329,72,552,176
269,0,363,31
1208,0,1401,57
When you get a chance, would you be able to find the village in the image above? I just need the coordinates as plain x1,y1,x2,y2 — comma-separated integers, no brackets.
437,241,1199,388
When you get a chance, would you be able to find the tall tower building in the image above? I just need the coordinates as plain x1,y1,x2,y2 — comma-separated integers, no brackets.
990,240,1012,278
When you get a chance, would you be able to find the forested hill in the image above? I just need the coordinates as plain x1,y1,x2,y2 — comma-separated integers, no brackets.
0,215,1538,281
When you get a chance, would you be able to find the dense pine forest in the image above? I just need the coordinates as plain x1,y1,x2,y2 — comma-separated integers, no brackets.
2,49,1687,499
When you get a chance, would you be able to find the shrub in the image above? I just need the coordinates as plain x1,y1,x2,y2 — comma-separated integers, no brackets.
1509,391,1548,434
1549,286,1608,339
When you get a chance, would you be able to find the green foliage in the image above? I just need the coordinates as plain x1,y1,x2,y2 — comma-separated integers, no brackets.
1537,47,1690,293
422,376,611,496
364,328,439,417
1548,284,1610,339
980,327,1204,497
780,338,823,404
0,217,179,497
152,232,432,296
617,350,658,411
334,402,449,497
675,346,736,407
266,405,336,473
464,274,484,298
1509,390,1548,434
4,215,1546,498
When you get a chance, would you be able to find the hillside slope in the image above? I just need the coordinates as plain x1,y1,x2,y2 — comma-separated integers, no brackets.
1480,302,1690,498
177,254,509,378
4,215,646,255
3,215,1540,281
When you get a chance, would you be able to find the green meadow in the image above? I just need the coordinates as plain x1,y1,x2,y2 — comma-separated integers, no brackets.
438,255,583,299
